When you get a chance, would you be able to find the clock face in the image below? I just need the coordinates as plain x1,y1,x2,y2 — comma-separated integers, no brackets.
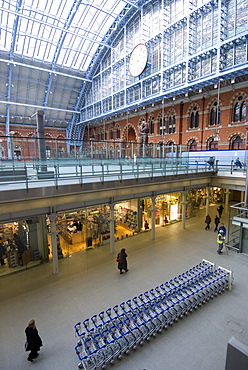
129,44,148,77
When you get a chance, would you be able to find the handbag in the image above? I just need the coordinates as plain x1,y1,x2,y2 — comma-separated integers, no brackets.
116,255,120,262
25,341,29,351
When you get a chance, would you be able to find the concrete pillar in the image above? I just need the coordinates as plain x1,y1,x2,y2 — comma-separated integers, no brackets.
181,190,187,229
151,196,156,240
206,187,210,215
37,215,48,261
49,213,58,275
109,201,115,254
224,189,230,214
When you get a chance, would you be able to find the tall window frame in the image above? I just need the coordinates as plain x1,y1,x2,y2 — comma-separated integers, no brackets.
233,95,247,122
189,106,200,129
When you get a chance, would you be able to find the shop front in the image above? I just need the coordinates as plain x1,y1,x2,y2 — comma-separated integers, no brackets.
0,186,232,276
0,216,48,276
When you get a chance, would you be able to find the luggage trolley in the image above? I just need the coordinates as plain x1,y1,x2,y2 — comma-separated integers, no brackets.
75,260,233,369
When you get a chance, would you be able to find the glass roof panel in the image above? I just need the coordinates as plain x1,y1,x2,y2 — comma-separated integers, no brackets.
0,0,135,71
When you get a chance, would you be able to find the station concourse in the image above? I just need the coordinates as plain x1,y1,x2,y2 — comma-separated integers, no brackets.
1,206,248,370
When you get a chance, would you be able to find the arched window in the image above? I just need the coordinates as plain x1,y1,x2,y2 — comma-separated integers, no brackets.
209,101,221,126
159,116,167,135
230,135,244,149
149,116,154,134
241,101,246,121
233,96,247,122
189,107,199,128
116,126,120,139
189,139,197,151
207,138,218,150
168,115,176,133
110,129,115,140
46,146,51,158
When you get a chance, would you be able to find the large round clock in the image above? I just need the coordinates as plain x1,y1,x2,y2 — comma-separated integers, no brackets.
129,44,148,77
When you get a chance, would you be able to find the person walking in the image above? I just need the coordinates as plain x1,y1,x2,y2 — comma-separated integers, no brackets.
217,230,225,254
205,214,211,230
234,157,242,169
207,156,215,170
144,220,149,230
0,237,6,265
25,319,43,362
214,215,220,232
218,223,226,237
117,248,128,274
217,205,224,218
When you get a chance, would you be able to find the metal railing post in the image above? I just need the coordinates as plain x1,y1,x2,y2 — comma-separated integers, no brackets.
195,160,198,173
24,165,29,192
54,165,58,189
101,163,104,183
79,164,83,186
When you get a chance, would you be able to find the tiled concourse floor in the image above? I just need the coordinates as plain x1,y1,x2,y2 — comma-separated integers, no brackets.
1,206,248,370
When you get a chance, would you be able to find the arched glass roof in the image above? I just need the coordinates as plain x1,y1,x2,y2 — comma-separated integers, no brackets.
1,0,134,71
0,0,140,130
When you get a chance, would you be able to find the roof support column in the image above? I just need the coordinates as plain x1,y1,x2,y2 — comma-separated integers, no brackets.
36,110,47,171
151,194,156,240
109,200,115,254
49,212,58,275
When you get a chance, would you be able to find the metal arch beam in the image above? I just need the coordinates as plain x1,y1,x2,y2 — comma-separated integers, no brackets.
0,100,80,115
0,59,91,82
43,0,83,107
5,0,23,135
67,79,89,141
81,1,119,18
0,6,110,48
122,0,141,9
68,2,141,135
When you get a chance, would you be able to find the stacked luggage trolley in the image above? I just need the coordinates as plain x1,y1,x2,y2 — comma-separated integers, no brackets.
74,260,233,369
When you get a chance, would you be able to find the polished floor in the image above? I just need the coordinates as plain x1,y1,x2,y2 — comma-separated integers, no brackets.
1,206,248,370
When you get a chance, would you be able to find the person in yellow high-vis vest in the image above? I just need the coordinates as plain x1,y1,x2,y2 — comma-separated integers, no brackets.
217,230,225,254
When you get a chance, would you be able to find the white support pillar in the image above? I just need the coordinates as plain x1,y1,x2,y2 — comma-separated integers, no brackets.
151,195,156,240
49,213,58,275
109,201,115,254
224,189,230,214
181,190,187,229
137,198,142,233
206,187,210,215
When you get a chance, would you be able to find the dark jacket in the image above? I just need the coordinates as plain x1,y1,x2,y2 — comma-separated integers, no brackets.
214,216,220,225
25,327,42,352
205,215,211,224
117,251,127,271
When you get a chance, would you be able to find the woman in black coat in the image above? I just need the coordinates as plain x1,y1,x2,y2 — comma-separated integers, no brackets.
117,248,128,274
25,319,43,362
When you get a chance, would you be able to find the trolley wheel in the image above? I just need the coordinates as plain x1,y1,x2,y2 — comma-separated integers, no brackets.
110,359,115,365
102,365,107,369
117,354,122,360
78,363,83,369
